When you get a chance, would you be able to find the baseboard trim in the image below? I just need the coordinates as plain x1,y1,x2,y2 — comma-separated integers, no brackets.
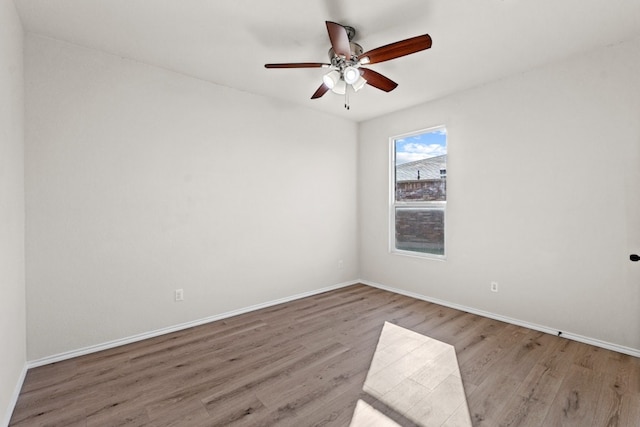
361,280,640,358
28,280,359,368
27,277,639,369
3,362,28,427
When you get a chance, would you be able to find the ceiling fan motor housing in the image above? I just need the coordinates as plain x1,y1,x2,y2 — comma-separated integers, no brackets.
328,42,363,65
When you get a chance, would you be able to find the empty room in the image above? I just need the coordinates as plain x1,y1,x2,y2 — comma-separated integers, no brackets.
2,0,640,426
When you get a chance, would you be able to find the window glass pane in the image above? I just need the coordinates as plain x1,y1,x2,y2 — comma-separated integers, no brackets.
395,207,445,255
394,129,447,203
392,127,447,257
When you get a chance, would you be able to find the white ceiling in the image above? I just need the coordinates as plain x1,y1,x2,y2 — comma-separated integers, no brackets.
14,0,640,122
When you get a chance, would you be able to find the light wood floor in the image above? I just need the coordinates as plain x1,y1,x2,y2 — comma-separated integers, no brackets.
10,284,640,426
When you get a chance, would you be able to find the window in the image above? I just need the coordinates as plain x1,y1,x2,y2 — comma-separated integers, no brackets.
390,127,447,258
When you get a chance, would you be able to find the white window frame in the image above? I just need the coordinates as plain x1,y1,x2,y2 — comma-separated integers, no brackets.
389,126,447,260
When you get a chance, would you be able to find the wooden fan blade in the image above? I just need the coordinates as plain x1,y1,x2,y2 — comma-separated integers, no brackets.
326,21,351,59
360,34,432,65
265,63,329,69
361,68,398,92
311,83,330,99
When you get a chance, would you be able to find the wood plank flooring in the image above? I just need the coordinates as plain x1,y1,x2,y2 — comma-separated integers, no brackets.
9,284,640,426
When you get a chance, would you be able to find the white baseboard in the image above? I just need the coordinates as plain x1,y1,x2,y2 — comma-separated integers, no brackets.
2,362,27,427
27,280,359,368
27,278,639,370
361,279,640,358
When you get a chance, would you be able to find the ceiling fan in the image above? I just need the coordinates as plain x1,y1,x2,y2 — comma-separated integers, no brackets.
265,21,432,108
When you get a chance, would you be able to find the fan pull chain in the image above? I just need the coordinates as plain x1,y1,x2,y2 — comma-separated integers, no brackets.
344,88,350,110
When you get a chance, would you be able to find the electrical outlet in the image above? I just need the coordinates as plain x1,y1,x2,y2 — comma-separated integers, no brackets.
338,259,344,269
490,282,498,293
175,289,184,302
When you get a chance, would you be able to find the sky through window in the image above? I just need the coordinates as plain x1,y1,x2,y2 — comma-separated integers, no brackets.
395,128,447,165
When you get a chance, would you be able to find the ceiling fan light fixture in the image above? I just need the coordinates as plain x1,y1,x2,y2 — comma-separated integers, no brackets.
352,75,367,92
322,70,340,89
265,21,433,107
343,66,360,85
331,79,347,95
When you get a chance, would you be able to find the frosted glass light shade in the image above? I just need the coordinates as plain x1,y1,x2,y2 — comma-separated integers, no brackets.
322,70,340,89
352,76,366,92
331,79,347,95
343,66,360,84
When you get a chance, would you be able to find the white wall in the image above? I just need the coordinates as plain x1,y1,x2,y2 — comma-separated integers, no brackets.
20,19,640,367
0,0,25,424
359,37,640,351
25,35,358,361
